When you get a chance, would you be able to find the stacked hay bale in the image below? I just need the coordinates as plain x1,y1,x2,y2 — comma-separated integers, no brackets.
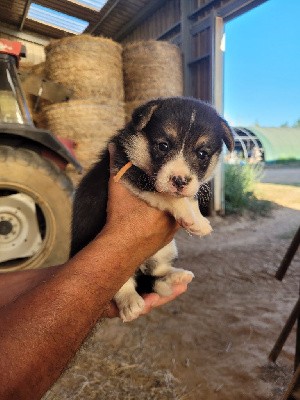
20,62,49,128
43,35,125,183
44,99,124,162
123,40,183,121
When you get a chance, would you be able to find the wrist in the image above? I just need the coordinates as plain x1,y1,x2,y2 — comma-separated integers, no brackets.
67,228,144,295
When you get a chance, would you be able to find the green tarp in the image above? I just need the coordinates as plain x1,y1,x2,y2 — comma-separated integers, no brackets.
249,127,300,162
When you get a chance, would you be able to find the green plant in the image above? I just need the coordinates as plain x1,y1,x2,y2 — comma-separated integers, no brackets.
224,163,272,216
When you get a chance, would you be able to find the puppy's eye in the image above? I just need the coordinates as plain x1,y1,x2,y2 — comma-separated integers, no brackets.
197,150,209,160
158,142,169,152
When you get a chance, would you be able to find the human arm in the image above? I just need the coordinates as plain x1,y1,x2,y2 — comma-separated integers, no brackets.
0,156,181,400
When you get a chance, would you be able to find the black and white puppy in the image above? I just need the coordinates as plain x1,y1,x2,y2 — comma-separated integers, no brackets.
71,97,234,322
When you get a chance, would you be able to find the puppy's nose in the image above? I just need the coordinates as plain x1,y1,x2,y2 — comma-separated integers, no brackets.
171,175,189,190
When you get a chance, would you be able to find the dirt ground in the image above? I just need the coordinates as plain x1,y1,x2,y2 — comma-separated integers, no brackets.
43,182,300,400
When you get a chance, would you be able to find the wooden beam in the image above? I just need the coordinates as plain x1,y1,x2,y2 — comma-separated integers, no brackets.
180,0,193,96
269,298,300,364
157,21,180,41
87,0,122,34
218,0,269,21
188,0,218,19
0,21,49,45
113,0,168,41
20,0,32,31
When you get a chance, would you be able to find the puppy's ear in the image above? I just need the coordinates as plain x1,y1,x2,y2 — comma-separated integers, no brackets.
131,101,159,131
221,120,235,152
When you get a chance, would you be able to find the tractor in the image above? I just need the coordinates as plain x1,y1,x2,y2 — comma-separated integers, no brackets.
0,38,81,272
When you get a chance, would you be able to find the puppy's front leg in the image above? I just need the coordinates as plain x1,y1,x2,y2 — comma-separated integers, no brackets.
180,197,212,236
114,277,145,322
133,189,212,236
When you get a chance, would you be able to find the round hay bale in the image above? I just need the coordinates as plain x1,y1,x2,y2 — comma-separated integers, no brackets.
125,100,147,123
33,110,49,129
123,40,183,102
45,35,124,101
29,62,46,78
66,136,109,186
43,98,125,141
75,136,107,168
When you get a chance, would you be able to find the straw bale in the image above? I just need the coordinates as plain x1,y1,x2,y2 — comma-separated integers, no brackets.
43,98,125,141
33,111,48,130
65,134,108,186
75,136,107,169
45,35,124,101
28,62,46,78
125,100,147,123
123,40,183,103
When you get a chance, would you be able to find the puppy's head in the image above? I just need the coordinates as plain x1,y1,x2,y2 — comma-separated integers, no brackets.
123,97,234,197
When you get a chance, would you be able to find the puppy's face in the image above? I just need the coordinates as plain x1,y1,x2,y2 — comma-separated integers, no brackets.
124,97,234,197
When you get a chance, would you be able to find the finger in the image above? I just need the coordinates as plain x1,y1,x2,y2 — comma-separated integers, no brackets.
140,284,188,315
152,284,188,308
140,293,160,315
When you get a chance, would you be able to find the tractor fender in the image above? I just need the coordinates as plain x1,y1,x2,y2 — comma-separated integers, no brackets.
0,123,82,172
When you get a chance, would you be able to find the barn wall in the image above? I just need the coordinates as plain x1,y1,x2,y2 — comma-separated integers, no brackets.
120,0,221,103
0,22,48,66
121,0,181,44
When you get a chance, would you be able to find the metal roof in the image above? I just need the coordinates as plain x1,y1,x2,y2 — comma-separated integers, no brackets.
0,0,167,40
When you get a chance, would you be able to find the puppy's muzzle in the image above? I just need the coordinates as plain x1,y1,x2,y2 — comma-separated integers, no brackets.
171,175,191,191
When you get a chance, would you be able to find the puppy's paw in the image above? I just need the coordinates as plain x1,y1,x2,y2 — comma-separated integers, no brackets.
154,279,173,297
178,216,212,236
116,293,145,322
166,268,195,285
154,268,194,297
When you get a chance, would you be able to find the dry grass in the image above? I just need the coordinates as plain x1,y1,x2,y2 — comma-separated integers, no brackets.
43,320,187,400
255,183,300,210
42,204,300,400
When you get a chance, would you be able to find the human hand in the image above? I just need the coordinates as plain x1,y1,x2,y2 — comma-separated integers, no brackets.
102,283,189,319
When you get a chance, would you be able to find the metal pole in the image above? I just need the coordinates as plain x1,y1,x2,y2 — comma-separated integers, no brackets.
20,0,32,31
269,298,300,363
275,226,300,281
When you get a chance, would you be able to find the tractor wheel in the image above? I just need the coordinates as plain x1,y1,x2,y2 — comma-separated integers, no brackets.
0,145,74,272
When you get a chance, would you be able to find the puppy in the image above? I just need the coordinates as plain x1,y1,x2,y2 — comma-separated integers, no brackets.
71,97,234,322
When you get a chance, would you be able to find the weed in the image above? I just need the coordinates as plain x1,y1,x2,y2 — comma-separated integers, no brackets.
224,163,272,216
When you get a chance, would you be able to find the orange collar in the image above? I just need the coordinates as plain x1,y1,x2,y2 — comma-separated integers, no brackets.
113,161,133,182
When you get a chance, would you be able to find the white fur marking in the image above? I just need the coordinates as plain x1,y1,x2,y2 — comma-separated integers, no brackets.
155,154,199,197
188,109,197,133
125,134,152,174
